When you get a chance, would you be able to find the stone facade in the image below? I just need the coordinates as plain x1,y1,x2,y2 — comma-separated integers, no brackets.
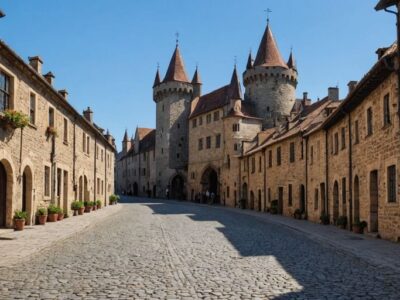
0,41,116,227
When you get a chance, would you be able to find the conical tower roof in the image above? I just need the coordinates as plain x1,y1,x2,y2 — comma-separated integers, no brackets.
229,66,242,100
254,22,287,68
123,129,128,142
191,67,202,84
246,52,253,69
163,46,190,83
153,68,161,87
287,50,296,71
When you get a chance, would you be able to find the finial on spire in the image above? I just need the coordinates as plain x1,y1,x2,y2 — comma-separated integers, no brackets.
175,32,179,47
264,8,272,24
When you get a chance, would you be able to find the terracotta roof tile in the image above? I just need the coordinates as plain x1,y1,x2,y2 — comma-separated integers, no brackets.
153,69,161,87
163,46,189,83
190,85,230,118
191,67,201,84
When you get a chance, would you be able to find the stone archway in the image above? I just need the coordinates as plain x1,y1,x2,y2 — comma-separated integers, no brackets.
0,159,13,227
84,175,89,202
133,182,138,196
22,166,33,225
370,170,379,232
353,176,360,222
250,191,255,210
171,174,185,200
78,176,83,201
201,167,219,203
299,184,305,213
242,183,248,208
333,181,339,223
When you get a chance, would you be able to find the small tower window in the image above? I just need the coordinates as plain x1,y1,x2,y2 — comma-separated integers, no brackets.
177,123,180,129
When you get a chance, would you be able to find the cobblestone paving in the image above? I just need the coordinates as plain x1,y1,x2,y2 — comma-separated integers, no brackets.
0,197,400,299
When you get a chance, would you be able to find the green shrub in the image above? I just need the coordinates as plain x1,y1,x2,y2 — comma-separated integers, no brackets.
84,201,93,207
354,219,367,229
96,200,102,207
337,216,348,227
47,204,59,214
71,201,83,210
109,194,118,204
2,110,29,129
36,207,47,216
13,210,28,220
320,213,330,225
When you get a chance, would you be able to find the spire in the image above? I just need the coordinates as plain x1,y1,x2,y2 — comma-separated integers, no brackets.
191,66,202,84
163,45,190,83
287,49,297,71
123,129,128,142
254,22,287,68
229,65,242,100
153,67,161,87
246,51,253,70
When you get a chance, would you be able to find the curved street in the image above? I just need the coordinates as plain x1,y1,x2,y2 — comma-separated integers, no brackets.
0,197,400,299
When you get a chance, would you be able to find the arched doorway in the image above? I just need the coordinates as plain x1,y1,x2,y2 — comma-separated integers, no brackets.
133,182,138,196
242,183,248,208
250,191,255,210
370,170,379,232
22,166,33,225
333,181,339,223
83,175,89,202
153,185,156,198
353,176,360,222
201,167,219,203
171,174,185,200
0,162,7,227
78,176,83,200
299,184,305,213
258,190,262,212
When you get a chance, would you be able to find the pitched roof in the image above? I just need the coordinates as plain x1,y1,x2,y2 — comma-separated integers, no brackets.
287,50,296,70
123,129,128,142
190,85,230,118
137,127,154,140
228,66,242,100
139,129,156,152
254,23,288,68
153,69,161,87
192,67,202,84
246,52,253,69
163,46,189,83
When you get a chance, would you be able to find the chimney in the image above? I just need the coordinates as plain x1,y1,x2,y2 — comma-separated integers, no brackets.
44,72,55,85
328,87,339,101
83,107,93,123
347,81,357,94
28,56,43,74
58,89,68,100
376,47,389,60
303,92,308,101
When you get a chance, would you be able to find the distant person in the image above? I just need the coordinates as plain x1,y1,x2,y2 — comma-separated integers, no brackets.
210,192,215,204
166,188,170,199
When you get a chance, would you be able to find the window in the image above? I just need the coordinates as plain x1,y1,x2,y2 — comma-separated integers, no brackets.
314,188,319,210
49,107,55,127
310,146,314,164
233,124,240,132
251,156,255,173
86,136,90,154
213,111,220,121
82,133,86,152
198,138,203,150
334,133,339,154
191,172,195,179
367,107,373,136
277,147,281,166
192,119,197,128
29,93,36,124
300,141,304,160
354,120,359,144
176,153,180,158
289,142,295,163
234,143,239,151
44,166,50,197
288,184,293,206
177,123,180,129
268,150,272,168
216,134,221,148
227,186,230,198
227,155,230,169
206,136,211,149
101,149,104,162
342,177,346,211
259,156,262,172
142,168,146,176
341,128,346,150
199,116,203,126
63,118,68,143
388,165,396,203
0,71,10,111
97,178,100,194
206,114,212,123
383,93,390,126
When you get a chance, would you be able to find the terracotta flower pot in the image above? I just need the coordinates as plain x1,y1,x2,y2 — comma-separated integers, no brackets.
78,207,85,215
73,209,78,216
92,205,97,211
47,213,58,222
352,225,363,234
14,219,25,231
38,215,47,225
84,206,92,213
58,213,64,221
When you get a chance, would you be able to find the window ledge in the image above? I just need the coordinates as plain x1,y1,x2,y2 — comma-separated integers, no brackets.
28,123,37,130
382,123,392,130
63,141,69,146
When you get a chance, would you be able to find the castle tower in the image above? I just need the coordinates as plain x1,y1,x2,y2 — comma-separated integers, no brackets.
122,129,131,154
243,21,297,128
192,66,202,98
153,44,193,198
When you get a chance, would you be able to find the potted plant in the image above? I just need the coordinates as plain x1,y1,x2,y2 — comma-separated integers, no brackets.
71,201,83,216
47,204,59,222
293,208,302,220
320,213,330,225
46,126,58,137
337,216,348,229
0,110,29,130
13,210,27,231
353,219,368,234
36,207,48,225
109,194,118,205
57,207,64,221
92,201,97,211
84,201,93,213
270,200,278,214
96,200,102,209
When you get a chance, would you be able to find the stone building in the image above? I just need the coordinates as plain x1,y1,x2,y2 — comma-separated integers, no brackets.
116,127,156,197
0,40,116,227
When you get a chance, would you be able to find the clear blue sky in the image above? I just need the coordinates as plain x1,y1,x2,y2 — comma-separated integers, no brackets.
0,0,395,150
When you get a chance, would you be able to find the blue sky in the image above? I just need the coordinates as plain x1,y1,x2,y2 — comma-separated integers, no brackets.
0,0,395,150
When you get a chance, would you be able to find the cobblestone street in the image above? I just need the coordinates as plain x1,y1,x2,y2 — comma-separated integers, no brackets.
1,197,400,299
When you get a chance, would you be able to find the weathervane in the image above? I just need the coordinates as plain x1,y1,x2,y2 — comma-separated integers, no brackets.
264,8,272,23
175,32,179,46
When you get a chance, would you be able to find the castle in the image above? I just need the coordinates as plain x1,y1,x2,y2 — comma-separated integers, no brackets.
116,19,400,242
